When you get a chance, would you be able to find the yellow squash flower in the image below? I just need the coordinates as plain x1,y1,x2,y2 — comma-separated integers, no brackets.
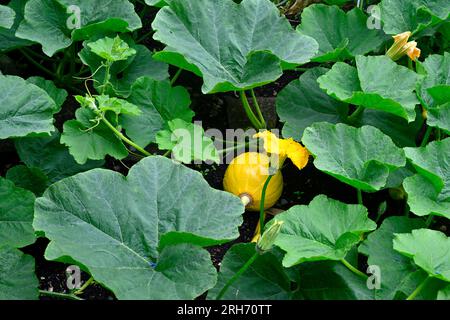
386,31,421,61
253,131,310,170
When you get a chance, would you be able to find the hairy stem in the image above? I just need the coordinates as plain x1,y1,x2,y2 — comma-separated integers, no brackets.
340,259,367,279
250,89,267,128
240,91,264,130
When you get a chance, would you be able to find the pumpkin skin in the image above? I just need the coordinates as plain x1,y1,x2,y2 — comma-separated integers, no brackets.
223,152,283,211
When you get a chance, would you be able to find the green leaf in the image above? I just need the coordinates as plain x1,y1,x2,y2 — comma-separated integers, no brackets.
208,243,292,300
61,108,128,164
438,285,450,300
0,246,38,300
27,76,68,111
302,123,406,192
121,77,194,147
297,261,374,300
418,52,450,108
428,102,450,134
145,0,167,7
15,131,104,183
87,36,136,62
0,178,36,248
318,55,420,121
156,119,219,164
359,216,427,299
16,0,142,56
380,0,450,35
393,229,450,282
80,39,169,97
0,75,58,139
0,0,33,52
95,95,141,116
151,0,318,93
297,5,385,62
34,156,244,299
6,165,49,196
0,4,15,29
276,67,348,140
403,138,450,219
271,195,376,267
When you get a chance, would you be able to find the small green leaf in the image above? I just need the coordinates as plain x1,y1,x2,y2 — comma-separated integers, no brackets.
156,119,219,164
208,243,292,300
121,77,194,147
6,165,49,196
61,108,128,164
0,75,58,139
302,123,406,192
0,246,38,300
318,55,420,121
0,178,36,248
87,36,136,62
272,195,376,267
297,5,385,62
276,67,348,140
152,0,318,93
14,131,104,183
26,76,68,111
96,95,141,116
393,229,450,282
34,156,244,299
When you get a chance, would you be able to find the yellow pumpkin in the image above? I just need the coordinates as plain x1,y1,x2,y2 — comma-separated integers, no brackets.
223,152,283,211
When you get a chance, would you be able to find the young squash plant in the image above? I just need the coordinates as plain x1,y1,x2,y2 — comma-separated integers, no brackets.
0,0,449,301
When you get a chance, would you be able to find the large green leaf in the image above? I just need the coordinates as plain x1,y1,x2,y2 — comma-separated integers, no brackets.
121,77,194,147
0,178,36,248
403,138,450,219
271,195,376,267
359,216,428,299
394,229,450,282
302,123,406,192
15,131,104,183
380,0,450,35
79,39,169,97
0,4,15,29
34,156,244,299
318,55,420,122
151,0,318,93
297,5,385,62
276,67,348,140
428,102,450,134
61,108,129,165
16,0,142,56
0,246,38,300
0,75,58,139
208,243,292,300
297,261,374,300
0,0,33,52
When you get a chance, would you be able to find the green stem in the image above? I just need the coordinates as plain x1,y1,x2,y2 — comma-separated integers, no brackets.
250,89,266,128
406,276,430,300
348,106,365,123
101,116,152,157
74,276,94,295
101,63,111,95
170,68,183,86
216,252,259,300
341,259,367,279
136,30,155,43
425,214,434,227
357,189,363,205
19,49,55,78
259,175,273,232
240,91,264,130
436,128,441,141
39,290,84,301
420,126,432,147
